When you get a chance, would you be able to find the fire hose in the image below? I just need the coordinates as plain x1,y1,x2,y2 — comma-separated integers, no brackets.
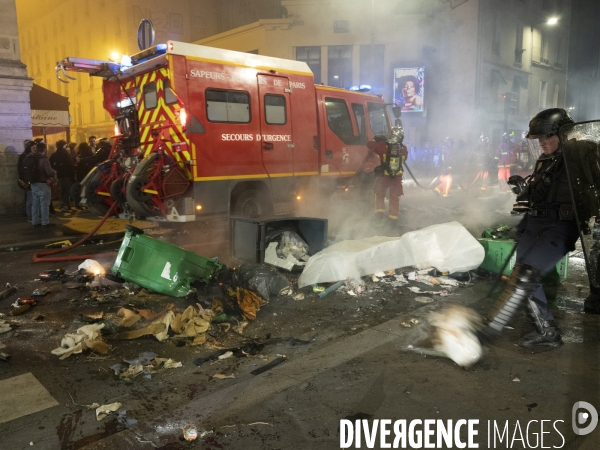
32,202,120,263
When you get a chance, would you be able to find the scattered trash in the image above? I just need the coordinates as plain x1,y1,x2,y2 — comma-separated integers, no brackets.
513,377,520,382
298,222,485,287
183,424,198,441
218,351,233,360
312,285,325,294
229,287,266,321
51,323,107,360
9,304,31,316
117,308,141,327
293,293,305,301
371,274,380,282
265,241,305,272
414,296,435,303
106,322,166,340
78,259,105,276
39,269,65,280
231,264,290,301
0,320,12,334
318,280,346,298
45,240,72,249
428,306,483,367
112,352,182,379
400,322,412,328
0,352,9,361
96,402,122,421
409,287,448,296
0,284,18,300
213,373,235,380
85,312,104,321
18,298,36,305
32,288,50,296
232,321,249,334
32,312,44,321
250,356,286,375
410,319,419,325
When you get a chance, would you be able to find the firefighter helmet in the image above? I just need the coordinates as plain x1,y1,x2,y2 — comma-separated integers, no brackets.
526,108,574,139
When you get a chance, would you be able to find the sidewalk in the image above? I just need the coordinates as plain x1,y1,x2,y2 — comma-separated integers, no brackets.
0,207,159,252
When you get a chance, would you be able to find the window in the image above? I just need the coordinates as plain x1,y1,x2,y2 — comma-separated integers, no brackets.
359,45,385,89
77,103,82,125
296,46,321,84
90,100,95,123
367,102,390,136
206,89,250,123
515,24,524,64
553,84,559,107
328,45,352,88
351,103,368,144
143,82,158,109
264,95,286,125
539,81,548,108
325,97,356,144
164,79,177,105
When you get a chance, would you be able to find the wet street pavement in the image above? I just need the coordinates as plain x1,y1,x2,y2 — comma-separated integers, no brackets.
0,183,599,449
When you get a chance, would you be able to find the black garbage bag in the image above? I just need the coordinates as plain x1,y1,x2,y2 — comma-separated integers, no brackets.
231,263,290,301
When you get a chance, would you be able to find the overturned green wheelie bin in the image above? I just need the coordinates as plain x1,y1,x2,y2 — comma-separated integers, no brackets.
110,225,222,297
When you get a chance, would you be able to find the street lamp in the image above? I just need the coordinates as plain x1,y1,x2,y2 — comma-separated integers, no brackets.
531,16,559,31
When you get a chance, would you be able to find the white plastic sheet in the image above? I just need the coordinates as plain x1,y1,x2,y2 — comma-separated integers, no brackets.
298,222,485,287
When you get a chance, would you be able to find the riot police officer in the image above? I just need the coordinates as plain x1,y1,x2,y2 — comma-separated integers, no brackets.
486,108,579,349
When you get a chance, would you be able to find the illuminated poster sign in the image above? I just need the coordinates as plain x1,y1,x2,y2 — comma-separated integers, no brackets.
393,67,425,112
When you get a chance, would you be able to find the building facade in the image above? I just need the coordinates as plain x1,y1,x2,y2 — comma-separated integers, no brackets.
195,0,571,150
15,0,577,155
15,0,282,144
0,0,32,214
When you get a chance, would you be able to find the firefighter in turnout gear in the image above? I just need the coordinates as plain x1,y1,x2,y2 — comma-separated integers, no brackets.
485,108,582,349
369,131,408,221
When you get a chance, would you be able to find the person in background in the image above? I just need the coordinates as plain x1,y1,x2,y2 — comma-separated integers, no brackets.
18,140,35,222
49,140,75,212
495,133,518,192
67,142,77,161
28,142,57,228
88,135,97,153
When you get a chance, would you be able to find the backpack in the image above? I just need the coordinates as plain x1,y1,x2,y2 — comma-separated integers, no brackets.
22,153,42,184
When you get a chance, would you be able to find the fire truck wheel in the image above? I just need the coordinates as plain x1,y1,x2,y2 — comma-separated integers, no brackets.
126,153,161,218
232,189,272,218
110,178,127,204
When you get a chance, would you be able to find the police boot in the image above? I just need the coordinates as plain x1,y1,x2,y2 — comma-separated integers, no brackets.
584,288,600,315
518,298,563,349
485,263,539,336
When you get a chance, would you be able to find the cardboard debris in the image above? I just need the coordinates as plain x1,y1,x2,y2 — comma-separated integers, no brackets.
117,308,141,327
229,287,266,321
51,323,107,360
107,322,166,340
96,402,122,421
213,373,235,380
414,296,435,303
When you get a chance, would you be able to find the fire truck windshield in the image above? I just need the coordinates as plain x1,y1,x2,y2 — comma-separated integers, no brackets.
367,102,391,136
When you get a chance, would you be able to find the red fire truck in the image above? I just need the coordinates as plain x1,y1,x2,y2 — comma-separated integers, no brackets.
56,41,392,221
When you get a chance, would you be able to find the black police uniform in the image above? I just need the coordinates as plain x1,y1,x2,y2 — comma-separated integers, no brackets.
485,108,579,349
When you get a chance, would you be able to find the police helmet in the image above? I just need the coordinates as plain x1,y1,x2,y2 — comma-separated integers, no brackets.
526,108,574,139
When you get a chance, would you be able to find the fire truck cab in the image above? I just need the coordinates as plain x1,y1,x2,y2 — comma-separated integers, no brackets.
57,41,391,221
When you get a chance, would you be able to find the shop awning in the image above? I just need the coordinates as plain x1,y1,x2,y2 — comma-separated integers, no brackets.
29,84,70,127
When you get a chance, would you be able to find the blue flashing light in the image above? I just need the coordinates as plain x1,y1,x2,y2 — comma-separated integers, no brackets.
156,43,167,53
348,85,371,92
